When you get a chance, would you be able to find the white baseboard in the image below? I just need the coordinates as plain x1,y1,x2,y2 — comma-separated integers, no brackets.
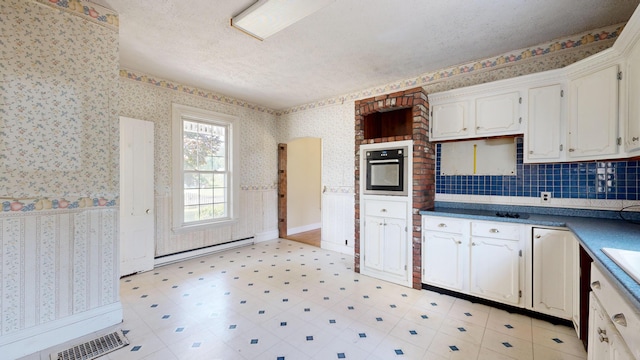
0,302,123,359
321,240,354,256
155,238,255,266
255,230,279,243
287,223,321,236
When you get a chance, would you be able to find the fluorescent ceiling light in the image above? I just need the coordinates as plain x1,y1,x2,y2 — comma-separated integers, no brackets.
231,0,335,40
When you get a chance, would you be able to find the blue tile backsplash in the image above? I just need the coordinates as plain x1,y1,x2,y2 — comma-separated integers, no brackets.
435,138,640,200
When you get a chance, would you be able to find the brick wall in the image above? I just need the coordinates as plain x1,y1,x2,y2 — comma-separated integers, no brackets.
354,87,434,289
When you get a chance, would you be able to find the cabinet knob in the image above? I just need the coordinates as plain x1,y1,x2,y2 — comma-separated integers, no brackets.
456,240,462,244
462,127,467,131
438,223,447,228
568,148,575,152
489,228,499,233
381,209,387,212
597,327,606,335
472,242,477,246
535,234,541,239
612,313,627,327
476,126,480,130
146,209,150,214
529,150,534,154
591,280,601,289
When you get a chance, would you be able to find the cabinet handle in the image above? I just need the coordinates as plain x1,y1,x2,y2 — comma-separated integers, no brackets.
476,126,480,130
599,334,609,343
438,223,447,228
535,234,541,239
529,150,533,154
472,242,477,246
612,313,627,327
568,148,575,152
381,209,387,212
462,127,467,131
456,240,462,244
591,280,601,289
489,228,499,233
633,137,639,141
597,327,606,335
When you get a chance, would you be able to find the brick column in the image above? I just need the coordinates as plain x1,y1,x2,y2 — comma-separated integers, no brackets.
354,87,434,290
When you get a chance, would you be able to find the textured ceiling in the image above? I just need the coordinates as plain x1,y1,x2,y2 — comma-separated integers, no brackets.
98,0,639,110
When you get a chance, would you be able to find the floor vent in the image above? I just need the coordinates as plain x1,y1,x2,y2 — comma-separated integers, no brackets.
50,330,129,360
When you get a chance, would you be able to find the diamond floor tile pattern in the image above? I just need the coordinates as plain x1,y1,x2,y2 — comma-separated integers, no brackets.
21,239,587,359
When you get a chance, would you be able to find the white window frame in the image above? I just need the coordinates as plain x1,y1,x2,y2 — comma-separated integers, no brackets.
171,103,239,233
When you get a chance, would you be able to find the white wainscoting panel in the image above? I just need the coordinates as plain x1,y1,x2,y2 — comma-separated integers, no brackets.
155,188,278,256
0,208,121,358
321,192,355,255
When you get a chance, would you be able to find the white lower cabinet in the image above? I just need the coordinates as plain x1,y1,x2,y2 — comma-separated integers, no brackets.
588,264,640,360
422,216,467,291
362,198,410,287
532,228,577,321
469,221,522,306
422,216,523,307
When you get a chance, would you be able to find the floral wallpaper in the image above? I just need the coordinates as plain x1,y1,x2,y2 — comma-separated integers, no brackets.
277,103,356,194
1,0,119,212
118,73,278,194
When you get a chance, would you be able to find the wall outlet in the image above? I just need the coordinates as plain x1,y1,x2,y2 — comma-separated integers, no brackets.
540,192,551,203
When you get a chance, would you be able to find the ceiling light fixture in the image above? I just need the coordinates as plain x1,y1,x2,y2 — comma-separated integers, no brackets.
231,0,335,41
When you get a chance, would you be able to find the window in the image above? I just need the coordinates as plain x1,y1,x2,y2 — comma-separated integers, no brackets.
172,104,238,231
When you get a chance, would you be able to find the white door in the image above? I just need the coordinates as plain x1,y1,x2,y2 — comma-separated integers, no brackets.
475,91,521,135
526,84,564,162
363,215,384,271
469,236,520,305
382,217,407,277
422,231,464,290
568,65,619,159
431,101,471,140
532,228,575,320
120,117,155,277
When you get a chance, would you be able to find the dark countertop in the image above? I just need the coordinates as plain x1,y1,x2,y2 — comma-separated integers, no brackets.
420,204,640,310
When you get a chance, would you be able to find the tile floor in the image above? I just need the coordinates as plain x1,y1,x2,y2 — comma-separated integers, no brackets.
26,239,587,359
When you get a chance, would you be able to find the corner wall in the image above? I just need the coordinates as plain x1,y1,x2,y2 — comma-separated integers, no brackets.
0,1,121,357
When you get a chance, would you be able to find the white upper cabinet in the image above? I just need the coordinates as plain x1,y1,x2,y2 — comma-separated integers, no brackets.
430,86,524,141
625,36,640,154
568,64,620,160
525,84,565,162
475,91,522,135
431,101,471,139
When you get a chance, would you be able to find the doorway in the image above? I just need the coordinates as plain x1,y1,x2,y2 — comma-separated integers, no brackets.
278,138,322,247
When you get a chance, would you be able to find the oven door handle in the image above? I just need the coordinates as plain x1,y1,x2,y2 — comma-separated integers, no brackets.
368,159,400,164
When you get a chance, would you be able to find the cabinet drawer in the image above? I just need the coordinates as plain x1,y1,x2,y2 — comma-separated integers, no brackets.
422,216,465,234
471,221,521,240
591,263,640,359
365,200,406,219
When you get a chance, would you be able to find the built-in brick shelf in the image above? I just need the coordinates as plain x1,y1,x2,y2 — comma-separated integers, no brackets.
354,87,435,289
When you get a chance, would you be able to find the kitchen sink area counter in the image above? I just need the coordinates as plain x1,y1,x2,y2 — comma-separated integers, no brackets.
421,203,640,310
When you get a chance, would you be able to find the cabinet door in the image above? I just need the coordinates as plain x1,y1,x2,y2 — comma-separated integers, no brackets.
422,231,464,290
526,84,564,162
588,294,610,360
568,65,619,159
532,228,575,320
610,330,635,360
469,236,520,305
431,101,471,140
363,216,385,271
625,37,640,154
383,217,408,277
475,91,522,136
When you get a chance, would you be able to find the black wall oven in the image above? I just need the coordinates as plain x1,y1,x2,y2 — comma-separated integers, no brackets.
364,147,408,196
